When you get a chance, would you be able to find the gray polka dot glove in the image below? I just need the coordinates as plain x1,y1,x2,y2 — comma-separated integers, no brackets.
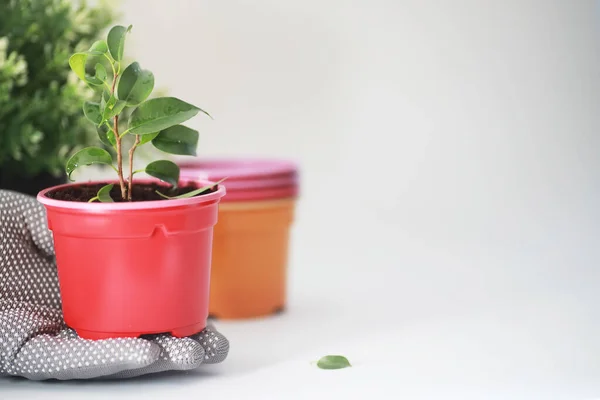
0,189,229,380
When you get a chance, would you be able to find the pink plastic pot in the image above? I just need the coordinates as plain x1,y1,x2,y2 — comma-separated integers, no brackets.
179,159,299,319
178,158,299,203
37,179,225,340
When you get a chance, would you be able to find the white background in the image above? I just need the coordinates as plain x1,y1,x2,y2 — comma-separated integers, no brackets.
2,0,600,398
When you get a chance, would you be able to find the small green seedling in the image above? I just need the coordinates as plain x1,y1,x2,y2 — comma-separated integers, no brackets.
67,24,212,202
88,183,114,203
316,355,352,370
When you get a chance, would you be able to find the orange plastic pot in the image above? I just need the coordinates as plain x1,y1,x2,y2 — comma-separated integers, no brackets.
37,179,225,340
180,159,299,319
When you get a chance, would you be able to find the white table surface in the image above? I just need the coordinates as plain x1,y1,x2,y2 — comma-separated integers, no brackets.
2,216,600,400
3,289,600,400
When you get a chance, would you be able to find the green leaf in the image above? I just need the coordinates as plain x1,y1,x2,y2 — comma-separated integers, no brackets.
100,95,107,113
107,24,131,61
128,97,207,135
138,132,159,145
83,102,102,125
152,125,198,156
110,100,127,120
156,178,226,199
65,147,114,180
103,95,116,111
117,62,154,106
86,76,104,86
97,124,117,148
100,89,111,116
68,53,89,82
69,52,104,85
95,63,107,81
316,355,351,370
97,184,114,202
145,160,180,187
89,40,108,54
102,95,127,121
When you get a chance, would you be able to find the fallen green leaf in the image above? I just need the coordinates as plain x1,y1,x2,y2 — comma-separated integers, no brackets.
316,355,351,370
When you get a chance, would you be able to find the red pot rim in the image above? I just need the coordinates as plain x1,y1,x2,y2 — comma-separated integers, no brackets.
37,178,226,211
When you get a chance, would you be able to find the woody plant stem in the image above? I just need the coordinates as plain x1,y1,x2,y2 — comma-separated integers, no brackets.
127,135,140,201
111,71,127,200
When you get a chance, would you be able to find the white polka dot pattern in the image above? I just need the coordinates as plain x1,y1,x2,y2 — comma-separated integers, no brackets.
0,190,61,310
0,190,229,380
193,324,230,364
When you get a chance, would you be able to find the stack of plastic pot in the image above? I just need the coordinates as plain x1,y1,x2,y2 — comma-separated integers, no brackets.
179,159,299,319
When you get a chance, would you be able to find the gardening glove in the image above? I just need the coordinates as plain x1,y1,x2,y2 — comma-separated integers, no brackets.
0,189,229,380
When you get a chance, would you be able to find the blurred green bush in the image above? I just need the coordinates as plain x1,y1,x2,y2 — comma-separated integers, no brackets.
0,0,117,182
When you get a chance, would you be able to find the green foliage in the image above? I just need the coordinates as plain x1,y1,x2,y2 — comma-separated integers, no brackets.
89,183,114,203
0,0,117,179
127,97,203,135
106,24,130,61
97,122,116,147
152,125,199,156
67,24,211,201
117,61,154,106
144,160,180,188
65,146,114,180
83,101,103,125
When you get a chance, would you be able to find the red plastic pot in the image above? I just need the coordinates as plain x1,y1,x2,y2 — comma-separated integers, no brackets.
37,179,225,340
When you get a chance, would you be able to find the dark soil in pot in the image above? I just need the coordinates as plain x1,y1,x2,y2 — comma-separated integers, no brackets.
45,182,218,202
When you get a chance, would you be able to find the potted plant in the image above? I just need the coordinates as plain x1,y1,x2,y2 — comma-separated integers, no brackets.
0,0,117,196
37,24,226,340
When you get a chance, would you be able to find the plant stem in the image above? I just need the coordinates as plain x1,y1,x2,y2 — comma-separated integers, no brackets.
115,116,126,199
104,54,116,76
127,135,141,201
111,72,127,200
